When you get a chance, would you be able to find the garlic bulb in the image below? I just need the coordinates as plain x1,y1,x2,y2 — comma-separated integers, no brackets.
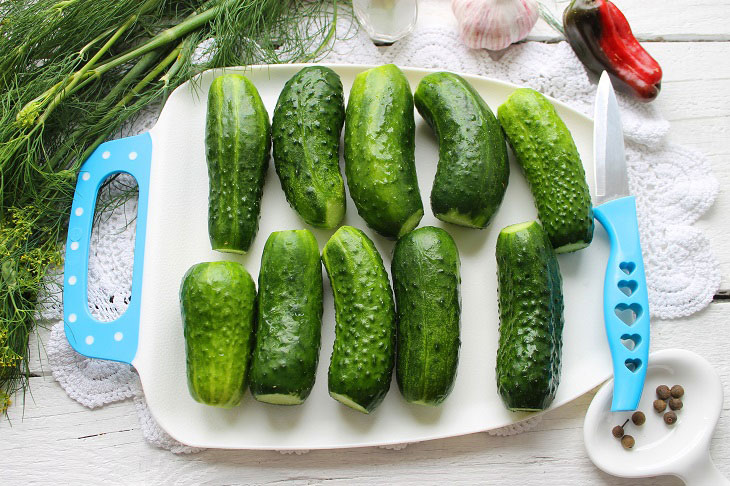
452,0,540,51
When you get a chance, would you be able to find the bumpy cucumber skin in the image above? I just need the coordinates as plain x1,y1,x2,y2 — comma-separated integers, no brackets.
322,226,396,413
414,72,509,229
495,221,564,411
206,73,271,254
180,262,257,408
272,67,346,229
392,226,461,405
344,64,424,238
250,229,323,405
497,88,594,253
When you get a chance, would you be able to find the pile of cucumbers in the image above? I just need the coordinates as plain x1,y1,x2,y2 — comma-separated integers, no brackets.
180,64,594,414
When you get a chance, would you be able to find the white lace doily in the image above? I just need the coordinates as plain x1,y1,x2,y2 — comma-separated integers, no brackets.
46,15,719,454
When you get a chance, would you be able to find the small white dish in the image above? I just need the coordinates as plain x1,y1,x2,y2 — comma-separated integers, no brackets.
584,349,728,485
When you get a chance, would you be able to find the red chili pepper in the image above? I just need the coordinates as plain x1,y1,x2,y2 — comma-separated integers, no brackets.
564,0,662,101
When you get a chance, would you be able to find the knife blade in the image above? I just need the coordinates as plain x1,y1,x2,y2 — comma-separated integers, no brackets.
592,71,651,412
594,73,629,205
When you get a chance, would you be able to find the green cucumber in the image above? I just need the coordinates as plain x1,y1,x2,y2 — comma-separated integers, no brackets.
272,66,346,229
206,73,271,254
495,221,564,411
180,261,257,408
344,64,423,238
414,72,509,229
250,229,323,405
391,226,461,405
322,226,396,413
497,88,594,253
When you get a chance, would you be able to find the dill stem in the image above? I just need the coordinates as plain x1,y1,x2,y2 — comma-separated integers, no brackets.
160,37,195,88
46,49,165,171
78,27,118,60
103,51,165,111
57,3,204,107
129,45,184,102
85,0,233,77
71,44,184,170
36,14,139,127
28,0,231,130
52,0,79,11
22,0,162,127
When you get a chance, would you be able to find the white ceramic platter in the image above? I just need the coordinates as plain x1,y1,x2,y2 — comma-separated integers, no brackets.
81,64,614,449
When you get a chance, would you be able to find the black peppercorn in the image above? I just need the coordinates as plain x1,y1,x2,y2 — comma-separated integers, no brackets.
656,385,671,400
671,385,684,398
631,411,646,426
653,399,667,412
664,411,677,425
621,435,635,449
669,398,683,410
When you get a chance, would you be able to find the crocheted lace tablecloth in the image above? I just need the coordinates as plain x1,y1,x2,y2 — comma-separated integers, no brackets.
44,14,719,454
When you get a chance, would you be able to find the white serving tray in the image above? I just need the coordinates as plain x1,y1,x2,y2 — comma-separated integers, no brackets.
68,64,612,450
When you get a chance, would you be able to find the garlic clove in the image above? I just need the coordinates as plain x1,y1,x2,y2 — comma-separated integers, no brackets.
452,0,540,51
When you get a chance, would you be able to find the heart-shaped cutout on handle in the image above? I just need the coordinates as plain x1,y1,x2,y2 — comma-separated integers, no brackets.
615,303,643,325
618,280,638,297
620,333,641,351
619,261,636,275
625,358,642,373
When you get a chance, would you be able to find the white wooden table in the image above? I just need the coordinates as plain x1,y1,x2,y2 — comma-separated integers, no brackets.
4,1,729,484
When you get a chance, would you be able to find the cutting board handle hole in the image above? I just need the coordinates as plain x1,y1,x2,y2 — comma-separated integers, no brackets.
87,173,138,320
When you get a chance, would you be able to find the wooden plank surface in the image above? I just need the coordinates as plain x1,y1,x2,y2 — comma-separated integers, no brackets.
420,0,730,41
4,1,730,483
647,43,730,287
6,303,729,485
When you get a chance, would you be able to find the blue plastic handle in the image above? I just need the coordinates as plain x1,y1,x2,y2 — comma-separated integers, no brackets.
593,196,650,411
62,133,152,365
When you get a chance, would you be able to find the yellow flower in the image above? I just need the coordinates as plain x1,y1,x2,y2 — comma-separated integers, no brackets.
0,346,22,368
0,393,10,414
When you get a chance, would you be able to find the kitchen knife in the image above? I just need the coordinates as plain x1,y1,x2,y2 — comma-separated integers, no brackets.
593,71,650,412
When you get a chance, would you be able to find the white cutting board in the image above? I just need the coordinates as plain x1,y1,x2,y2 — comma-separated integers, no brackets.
64,64,612,450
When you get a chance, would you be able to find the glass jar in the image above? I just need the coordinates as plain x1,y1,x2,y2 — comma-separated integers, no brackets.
352,0,419,43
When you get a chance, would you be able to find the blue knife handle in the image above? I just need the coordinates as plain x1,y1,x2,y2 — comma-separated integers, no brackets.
593,196,650,411
62,133,152,365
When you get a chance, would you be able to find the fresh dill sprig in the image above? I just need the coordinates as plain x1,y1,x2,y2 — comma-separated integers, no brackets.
0,0,352,414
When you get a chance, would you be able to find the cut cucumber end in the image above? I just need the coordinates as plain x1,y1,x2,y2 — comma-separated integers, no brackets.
211,246,248,255
306,201,346,230
397,209,425,238
554,241,590,254
408,399,441,407
508,407,543,413
192,394,241,409
323,200,346,229
253,393,304,406
500,221,536,234
329,392,370,414
435,209,486,229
